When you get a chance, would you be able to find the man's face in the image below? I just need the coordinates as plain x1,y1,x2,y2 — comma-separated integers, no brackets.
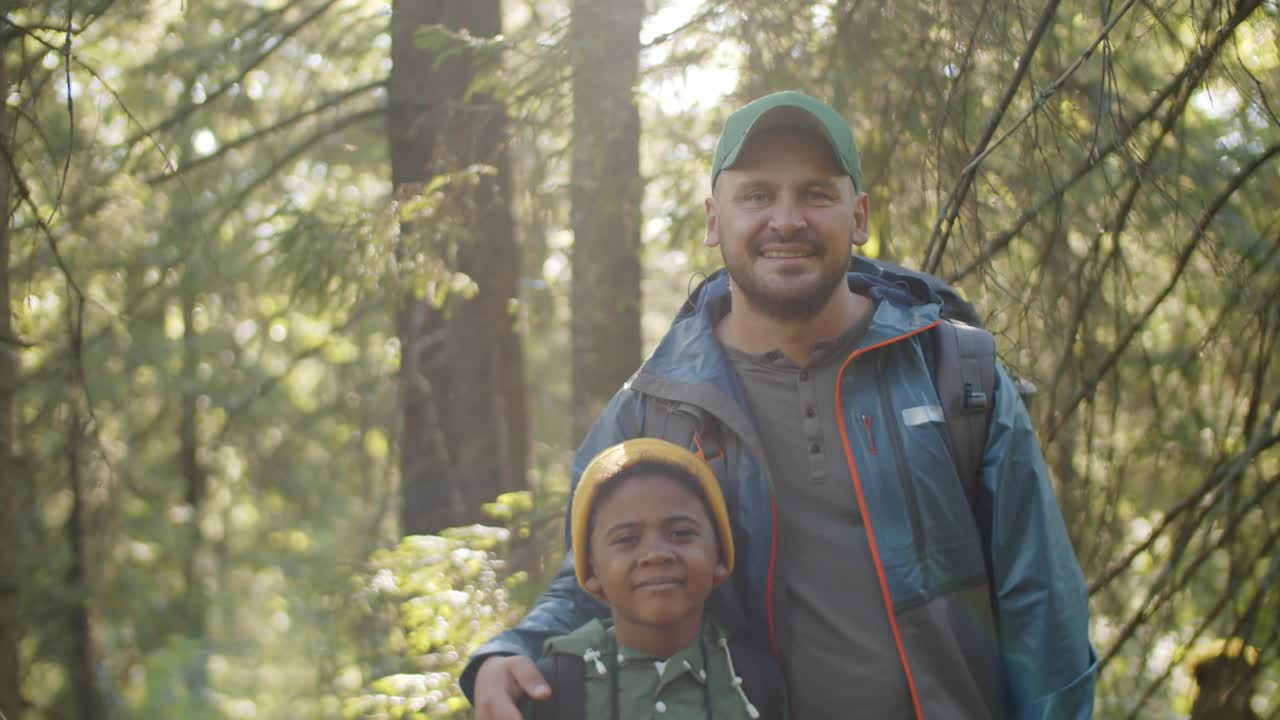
584,473,727,649
705,128,869,322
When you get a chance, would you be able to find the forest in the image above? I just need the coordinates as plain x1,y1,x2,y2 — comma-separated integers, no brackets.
0,0,1277,718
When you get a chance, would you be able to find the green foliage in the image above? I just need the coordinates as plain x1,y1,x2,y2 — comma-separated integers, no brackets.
413,25,508,99
3,0,1278,718
342,496,533,720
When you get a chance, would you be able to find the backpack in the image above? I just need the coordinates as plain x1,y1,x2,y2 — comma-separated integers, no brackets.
647,255,1009,517
870,257,999,512
527,638,787,720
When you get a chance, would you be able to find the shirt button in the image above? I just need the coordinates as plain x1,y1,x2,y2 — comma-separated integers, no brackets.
809,442,821,454
655,701,667,713
805,406,816,418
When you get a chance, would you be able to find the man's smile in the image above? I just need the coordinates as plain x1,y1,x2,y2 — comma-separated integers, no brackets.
752,231,824,262
759,248,816,259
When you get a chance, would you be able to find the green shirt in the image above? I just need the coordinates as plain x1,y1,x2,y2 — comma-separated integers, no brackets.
529,618,767,720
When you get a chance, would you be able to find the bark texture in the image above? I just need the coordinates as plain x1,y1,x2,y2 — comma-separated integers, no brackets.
0,28,21,720
568,0,644,441
389,0,527,534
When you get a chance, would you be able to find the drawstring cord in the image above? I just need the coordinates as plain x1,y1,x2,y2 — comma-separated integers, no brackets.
719,637,760,719
608,636,621,720
592,629,760,719
583,648,608,676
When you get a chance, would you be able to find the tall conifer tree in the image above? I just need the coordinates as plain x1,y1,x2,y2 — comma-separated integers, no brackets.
0,25,20,720
568,0,645,441
389,0,527,534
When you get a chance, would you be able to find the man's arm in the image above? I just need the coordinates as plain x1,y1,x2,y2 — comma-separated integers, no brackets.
979,364,1098,719
460,387,646,702
460,555,606,699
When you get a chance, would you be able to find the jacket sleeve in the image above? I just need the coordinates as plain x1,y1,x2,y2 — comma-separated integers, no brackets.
460,386,646,703
979,363,1098,720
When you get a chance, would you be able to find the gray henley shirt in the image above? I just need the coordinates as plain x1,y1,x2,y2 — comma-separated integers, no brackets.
724,306,913,719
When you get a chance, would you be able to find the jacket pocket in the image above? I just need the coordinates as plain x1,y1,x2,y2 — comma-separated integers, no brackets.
891,403,988,596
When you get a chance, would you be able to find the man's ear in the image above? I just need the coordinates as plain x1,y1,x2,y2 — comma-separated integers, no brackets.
850,192,870,247
711,561,730,588
704,196,720,248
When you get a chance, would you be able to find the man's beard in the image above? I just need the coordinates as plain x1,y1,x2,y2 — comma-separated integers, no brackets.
723,230,850,323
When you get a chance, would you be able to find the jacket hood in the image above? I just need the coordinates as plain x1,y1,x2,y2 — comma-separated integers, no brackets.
639,256,944,387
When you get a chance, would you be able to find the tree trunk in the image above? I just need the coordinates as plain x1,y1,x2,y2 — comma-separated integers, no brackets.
568,0,644,442
389,0,526,534
0,28,22,720
66,407,102,720
178,283,207,694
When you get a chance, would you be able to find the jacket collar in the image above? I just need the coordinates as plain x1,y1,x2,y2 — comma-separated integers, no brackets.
638,258,943,388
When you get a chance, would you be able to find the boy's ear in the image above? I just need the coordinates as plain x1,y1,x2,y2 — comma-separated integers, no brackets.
711,561,730,588
583,557,606,598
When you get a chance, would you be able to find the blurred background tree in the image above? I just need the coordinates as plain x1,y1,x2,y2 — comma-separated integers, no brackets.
568,0,644,440
1,0,1276,718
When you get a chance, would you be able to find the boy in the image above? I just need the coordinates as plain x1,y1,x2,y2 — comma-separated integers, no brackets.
523,438,785,720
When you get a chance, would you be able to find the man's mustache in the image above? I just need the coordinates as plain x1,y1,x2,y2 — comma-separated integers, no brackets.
750,230,823,256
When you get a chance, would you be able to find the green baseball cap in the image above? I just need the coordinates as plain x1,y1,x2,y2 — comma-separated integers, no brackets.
711,90,862,192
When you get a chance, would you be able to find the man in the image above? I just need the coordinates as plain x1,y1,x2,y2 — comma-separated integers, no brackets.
465,90,1097,719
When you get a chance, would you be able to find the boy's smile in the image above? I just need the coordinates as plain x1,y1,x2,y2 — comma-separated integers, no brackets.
584,472,729,658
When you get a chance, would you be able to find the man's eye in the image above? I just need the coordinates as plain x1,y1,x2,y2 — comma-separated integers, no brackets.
806,190,834,202
612,535,638,546
671,527,697,539
743,191,769,204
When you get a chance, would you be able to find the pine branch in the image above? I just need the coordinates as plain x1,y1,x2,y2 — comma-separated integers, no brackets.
48,0,74,225
146,80,384,184
1123,522,1280,718
923,0,1067,272
1097,470,1280,673
930,0,991,207
209,105,383,231
1046,144,1280,443
122,0,345,147
1090,397,1280,597
947,0,1265,283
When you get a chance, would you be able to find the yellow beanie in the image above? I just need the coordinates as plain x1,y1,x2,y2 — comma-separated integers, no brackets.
571,438,734,598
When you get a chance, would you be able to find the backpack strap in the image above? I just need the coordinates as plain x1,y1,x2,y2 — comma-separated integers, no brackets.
642,396,734,553
929,319,997,511
529,654,586,720
640,396,760,646
644,396,724,463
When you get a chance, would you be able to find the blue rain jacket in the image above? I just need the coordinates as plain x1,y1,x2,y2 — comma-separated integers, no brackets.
464,259,1097,719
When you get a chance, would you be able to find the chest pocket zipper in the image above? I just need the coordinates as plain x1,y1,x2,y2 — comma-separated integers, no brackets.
874,355,929,584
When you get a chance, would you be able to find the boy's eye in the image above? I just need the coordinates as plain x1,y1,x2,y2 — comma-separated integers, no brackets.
611,534,639,546
671,527,698,539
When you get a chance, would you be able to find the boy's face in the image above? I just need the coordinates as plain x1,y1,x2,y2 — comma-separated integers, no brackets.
584,472,729,655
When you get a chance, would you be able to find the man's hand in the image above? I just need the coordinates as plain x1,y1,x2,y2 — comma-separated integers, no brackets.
473,655,551,720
